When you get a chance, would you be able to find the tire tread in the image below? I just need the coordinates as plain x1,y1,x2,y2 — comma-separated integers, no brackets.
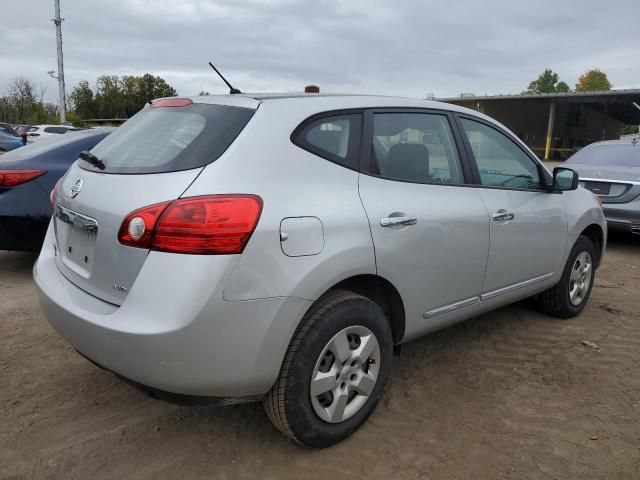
263,290,367,444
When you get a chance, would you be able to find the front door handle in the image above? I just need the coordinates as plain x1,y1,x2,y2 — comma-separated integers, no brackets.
380,216,418,227
492,209,515,222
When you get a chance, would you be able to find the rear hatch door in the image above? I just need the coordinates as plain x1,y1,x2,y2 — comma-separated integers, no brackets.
53,99,256,305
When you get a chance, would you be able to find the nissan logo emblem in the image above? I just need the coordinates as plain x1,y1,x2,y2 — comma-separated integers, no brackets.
70,179,83,198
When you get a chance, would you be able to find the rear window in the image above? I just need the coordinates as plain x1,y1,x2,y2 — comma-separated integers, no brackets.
83,103,254,174
567,144,640,167
44,126,68,134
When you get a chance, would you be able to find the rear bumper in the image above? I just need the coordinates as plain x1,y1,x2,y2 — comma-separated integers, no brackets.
603,203,640,232
34,224,311,398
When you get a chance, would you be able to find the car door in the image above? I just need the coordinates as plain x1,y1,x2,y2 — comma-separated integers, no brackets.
456,115,567,297
358,109,490,341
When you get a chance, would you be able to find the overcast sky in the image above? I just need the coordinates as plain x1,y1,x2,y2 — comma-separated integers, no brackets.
1,0,639,103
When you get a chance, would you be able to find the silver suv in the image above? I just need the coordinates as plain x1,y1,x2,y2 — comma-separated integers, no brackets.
35,94,606,447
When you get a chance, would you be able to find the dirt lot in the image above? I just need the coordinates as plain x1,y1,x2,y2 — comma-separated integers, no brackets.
1,234,639,480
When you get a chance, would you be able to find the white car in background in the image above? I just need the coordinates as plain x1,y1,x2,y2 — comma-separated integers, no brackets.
26,124,84,141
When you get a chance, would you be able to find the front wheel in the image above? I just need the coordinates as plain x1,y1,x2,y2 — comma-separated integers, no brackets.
538,235,596,318
263,290,393,448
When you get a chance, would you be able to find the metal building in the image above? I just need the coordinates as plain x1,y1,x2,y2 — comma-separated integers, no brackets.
440,89,640,160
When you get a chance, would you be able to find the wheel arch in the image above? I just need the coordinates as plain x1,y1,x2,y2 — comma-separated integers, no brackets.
320,274,406,344
579,223,605,268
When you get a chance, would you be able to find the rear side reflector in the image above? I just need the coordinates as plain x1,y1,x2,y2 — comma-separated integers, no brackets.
151,98,193,108
0,169,46,187
118,195,263,254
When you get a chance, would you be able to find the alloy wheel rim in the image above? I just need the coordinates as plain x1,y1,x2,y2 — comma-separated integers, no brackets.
309,325,381,424
569,251,593,306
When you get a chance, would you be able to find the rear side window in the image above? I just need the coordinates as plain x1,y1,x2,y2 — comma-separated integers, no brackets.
293,113,361,170
369,112,464,184
83,104,254,174
44,126,68,134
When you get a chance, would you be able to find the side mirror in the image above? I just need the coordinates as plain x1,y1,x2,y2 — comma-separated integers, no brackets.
553,167,579,191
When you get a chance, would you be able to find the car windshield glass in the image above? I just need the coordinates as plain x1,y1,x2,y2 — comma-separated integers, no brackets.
0,131,98,162
85,103,254,174
568,144,640,167
0,124,19,136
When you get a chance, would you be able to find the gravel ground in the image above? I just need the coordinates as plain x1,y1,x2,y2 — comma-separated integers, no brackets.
0,232,639,480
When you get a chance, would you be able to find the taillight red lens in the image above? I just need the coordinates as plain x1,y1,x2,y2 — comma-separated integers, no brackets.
118,195,263,254
117,201,171,249
50,178,62,208
0,169,46,187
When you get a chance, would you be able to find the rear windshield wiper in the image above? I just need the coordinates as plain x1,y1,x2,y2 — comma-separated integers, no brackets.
79,150,105,170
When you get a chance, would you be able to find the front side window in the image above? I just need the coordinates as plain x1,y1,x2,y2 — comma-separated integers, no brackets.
460,118,541,190
370,113,463,184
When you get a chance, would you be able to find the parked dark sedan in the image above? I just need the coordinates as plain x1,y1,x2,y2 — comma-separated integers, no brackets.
0,129,112,251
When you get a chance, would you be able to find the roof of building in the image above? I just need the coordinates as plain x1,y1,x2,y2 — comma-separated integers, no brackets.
439,88,640,102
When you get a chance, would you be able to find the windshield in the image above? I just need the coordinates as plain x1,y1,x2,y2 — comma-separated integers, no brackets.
0,131,100,162
0,124,19,136
568,144,640,167
84,103,255,174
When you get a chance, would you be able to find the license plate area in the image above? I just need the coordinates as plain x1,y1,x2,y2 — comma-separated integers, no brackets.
54,204,98,278
583,181,611,195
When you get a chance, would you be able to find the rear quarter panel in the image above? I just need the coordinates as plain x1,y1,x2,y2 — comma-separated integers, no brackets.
182,101,376,301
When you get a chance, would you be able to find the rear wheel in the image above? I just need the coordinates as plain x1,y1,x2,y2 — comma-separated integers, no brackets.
263,290,393,448
538,235,596,318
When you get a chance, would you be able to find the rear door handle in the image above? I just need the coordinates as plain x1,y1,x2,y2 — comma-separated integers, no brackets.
380,216,418,227
492,210,515,222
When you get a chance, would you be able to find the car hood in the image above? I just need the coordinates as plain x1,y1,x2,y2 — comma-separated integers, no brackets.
569,163,640,182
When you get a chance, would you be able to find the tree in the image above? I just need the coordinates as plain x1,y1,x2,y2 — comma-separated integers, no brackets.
526,69,570,94
575,69,612,92
66,73,178,120
94,75,125,118
8,76,37,123
69,80,95,119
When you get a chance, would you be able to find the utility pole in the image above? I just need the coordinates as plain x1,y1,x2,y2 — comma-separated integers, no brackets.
53,0,66,124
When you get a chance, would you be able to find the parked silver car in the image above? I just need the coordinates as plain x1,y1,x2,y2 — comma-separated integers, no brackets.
35,94,606,447
566,140,640,234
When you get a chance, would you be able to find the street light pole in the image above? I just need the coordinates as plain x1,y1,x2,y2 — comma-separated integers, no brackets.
53,0,66,124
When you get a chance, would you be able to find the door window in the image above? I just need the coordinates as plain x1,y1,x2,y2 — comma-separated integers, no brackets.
369,113,463,184
460,118,541,190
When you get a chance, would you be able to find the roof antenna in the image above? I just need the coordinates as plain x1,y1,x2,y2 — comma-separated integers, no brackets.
208,61,241,94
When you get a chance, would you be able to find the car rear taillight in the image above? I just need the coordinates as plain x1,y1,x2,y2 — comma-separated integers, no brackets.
0,169,46,187
592,193,603,208
118,195,263,254
50,178,63,208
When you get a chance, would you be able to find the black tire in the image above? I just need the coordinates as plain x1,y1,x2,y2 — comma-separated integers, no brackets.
538,235,596,318
263,290,393,448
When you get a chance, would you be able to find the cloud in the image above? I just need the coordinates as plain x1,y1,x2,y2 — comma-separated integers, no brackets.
1,0,638,103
